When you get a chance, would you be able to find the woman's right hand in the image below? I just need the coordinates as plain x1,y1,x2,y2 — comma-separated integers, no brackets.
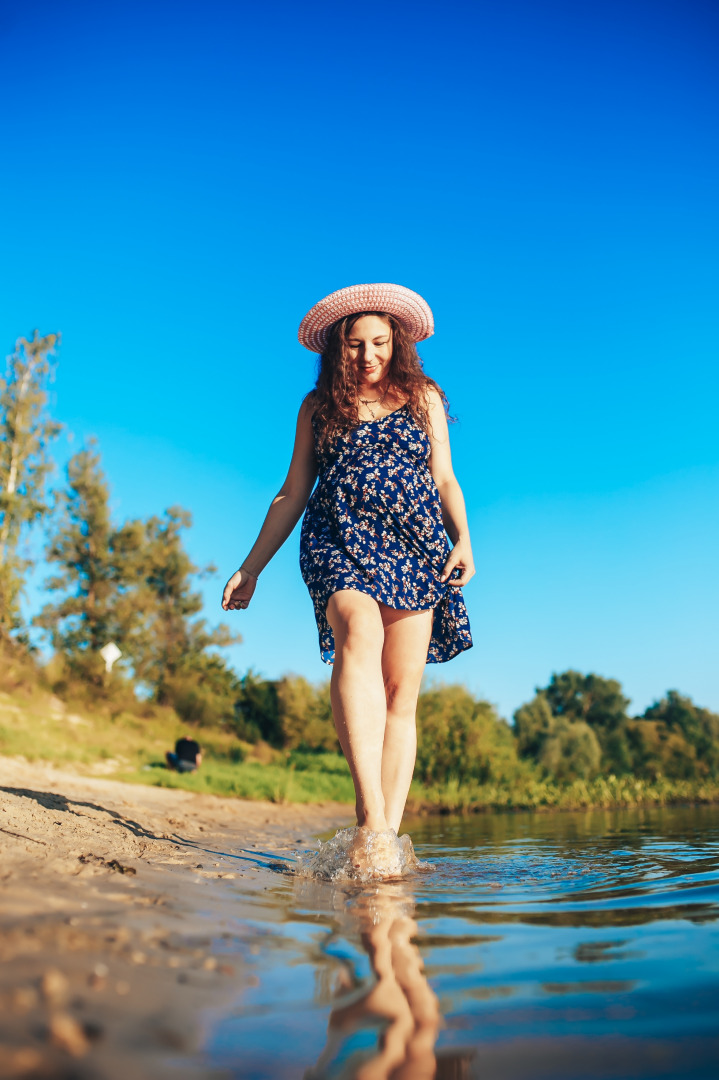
222,568,257,611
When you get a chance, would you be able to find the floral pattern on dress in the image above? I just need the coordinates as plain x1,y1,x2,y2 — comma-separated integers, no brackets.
299,403,473,665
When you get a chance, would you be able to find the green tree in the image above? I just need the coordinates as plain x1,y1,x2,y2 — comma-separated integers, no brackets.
162,652,242,727
416,685,521,786
513,693,554,759
544,670,629,728
34,442,120,684
115,507,239,705
644,690,719,771
277,675,338,752
514,692,601,781
541,670,633,774
234,670,281,745
0,331,62,635
628,691,719,779
625,717,698,780
538,716,601,782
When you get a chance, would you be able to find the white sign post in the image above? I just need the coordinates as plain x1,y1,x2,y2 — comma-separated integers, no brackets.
100,642,122,673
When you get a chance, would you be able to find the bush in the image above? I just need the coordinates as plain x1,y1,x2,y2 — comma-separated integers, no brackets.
234,671,281,745
43,651,141,715
276,676,338,752
626,717,699,780
538,716,601,782
637,691,719,778
415,684,521,786
514,694,554,759
0,639,42,695
161,653,240,728
233,673,339,752
516,683,621,779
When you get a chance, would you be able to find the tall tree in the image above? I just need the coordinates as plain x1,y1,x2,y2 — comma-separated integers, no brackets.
0,331,61,635
630,691,719,779
115,507,240,704
543,670,630,730
34,442,123,682
541,670,633,773
513,693,555,760
37,462,240,714
514,690,604,781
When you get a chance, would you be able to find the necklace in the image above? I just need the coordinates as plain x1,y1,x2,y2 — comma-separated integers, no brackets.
358,387,388,419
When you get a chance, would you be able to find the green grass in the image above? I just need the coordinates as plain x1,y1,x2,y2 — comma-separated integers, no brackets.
407,774,719,813
0,688,354,804
121,756,355,803
2,687,719,812
0,689,223,770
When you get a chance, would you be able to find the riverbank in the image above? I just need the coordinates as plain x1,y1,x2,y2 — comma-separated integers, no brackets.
0,756,351,1078
406,774,719,814
2,688,719,815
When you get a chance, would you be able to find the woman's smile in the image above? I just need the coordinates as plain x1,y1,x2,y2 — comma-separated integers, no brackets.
347,314,394,390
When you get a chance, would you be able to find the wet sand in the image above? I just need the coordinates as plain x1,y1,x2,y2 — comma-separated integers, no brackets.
0,757,351,1078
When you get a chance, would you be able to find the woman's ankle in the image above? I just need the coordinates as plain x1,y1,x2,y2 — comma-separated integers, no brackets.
357,812,389,832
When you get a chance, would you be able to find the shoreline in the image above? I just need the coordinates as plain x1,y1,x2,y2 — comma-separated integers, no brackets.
405,776,719,815
0,756,351,1078
406,791,719,815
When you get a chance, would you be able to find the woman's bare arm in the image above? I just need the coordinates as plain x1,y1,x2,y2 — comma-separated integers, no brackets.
222,398,318,610
426,388,475,587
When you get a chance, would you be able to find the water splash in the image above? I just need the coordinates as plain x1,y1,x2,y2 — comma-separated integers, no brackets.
295,826,428,883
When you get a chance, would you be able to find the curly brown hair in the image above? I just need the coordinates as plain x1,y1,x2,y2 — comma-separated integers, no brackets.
308,312,451,450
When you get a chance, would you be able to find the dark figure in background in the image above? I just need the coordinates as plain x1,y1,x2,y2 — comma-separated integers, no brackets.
166,736,202,773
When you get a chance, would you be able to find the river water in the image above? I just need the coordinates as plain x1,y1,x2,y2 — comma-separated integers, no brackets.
203,805,719,1079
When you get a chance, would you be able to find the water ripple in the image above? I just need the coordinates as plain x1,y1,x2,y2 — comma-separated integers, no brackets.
205,803,719,1079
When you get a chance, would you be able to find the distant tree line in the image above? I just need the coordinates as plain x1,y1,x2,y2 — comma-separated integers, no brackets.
513,672,719,782
2,332,717,787
234,671,719,785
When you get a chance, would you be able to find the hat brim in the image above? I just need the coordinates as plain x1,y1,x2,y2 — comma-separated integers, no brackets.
298,283,434,354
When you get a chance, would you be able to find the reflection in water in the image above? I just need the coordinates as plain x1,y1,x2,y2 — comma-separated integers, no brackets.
205,805,719,1080
301,882,440,1080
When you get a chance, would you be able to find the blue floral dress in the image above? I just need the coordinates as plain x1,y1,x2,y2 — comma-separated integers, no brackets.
299,403,473,664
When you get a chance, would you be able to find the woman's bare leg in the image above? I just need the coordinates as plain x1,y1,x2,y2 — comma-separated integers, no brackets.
379,606,433,833
326,590,388,831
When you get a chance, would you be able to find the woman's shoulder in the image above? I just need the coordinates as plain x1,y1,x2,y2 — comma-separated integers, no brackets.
300,391,318,417
420,381,448,417
298,392,320,436
424,383,444,406
420,380,452,440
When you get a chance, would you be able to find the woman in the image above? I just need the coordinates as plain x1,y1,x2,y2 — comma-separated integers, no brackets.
222,283,473,851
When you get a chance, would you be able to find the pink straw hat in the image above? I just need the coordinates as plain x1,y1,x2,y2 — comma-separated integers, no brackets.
298,283,434,354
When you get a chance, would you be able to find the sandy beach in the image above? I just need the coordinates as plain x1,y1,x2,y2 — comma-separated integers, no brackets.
0,757,351,1079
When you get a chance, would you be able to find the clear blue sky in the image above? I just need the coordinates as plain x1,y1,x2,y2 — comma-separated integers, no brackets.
2,0,717,720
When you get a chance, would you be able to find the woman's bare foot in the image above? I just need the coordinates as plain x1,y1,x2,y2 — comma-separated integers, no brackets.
372,830,404,879
296,826,419,883
349,826,403,880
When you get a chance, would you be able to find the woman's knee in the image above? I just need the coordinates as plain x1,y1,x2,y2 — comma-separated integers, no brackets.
384,673,422,715
327,591,383,657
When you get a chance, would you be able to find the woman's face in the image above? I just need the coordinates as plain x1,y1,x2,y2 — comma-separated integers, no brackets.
347,315,393,390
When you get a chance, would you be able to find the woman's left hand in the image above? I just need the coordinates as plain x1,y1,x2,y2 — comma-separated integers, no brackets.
440,537,476,587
